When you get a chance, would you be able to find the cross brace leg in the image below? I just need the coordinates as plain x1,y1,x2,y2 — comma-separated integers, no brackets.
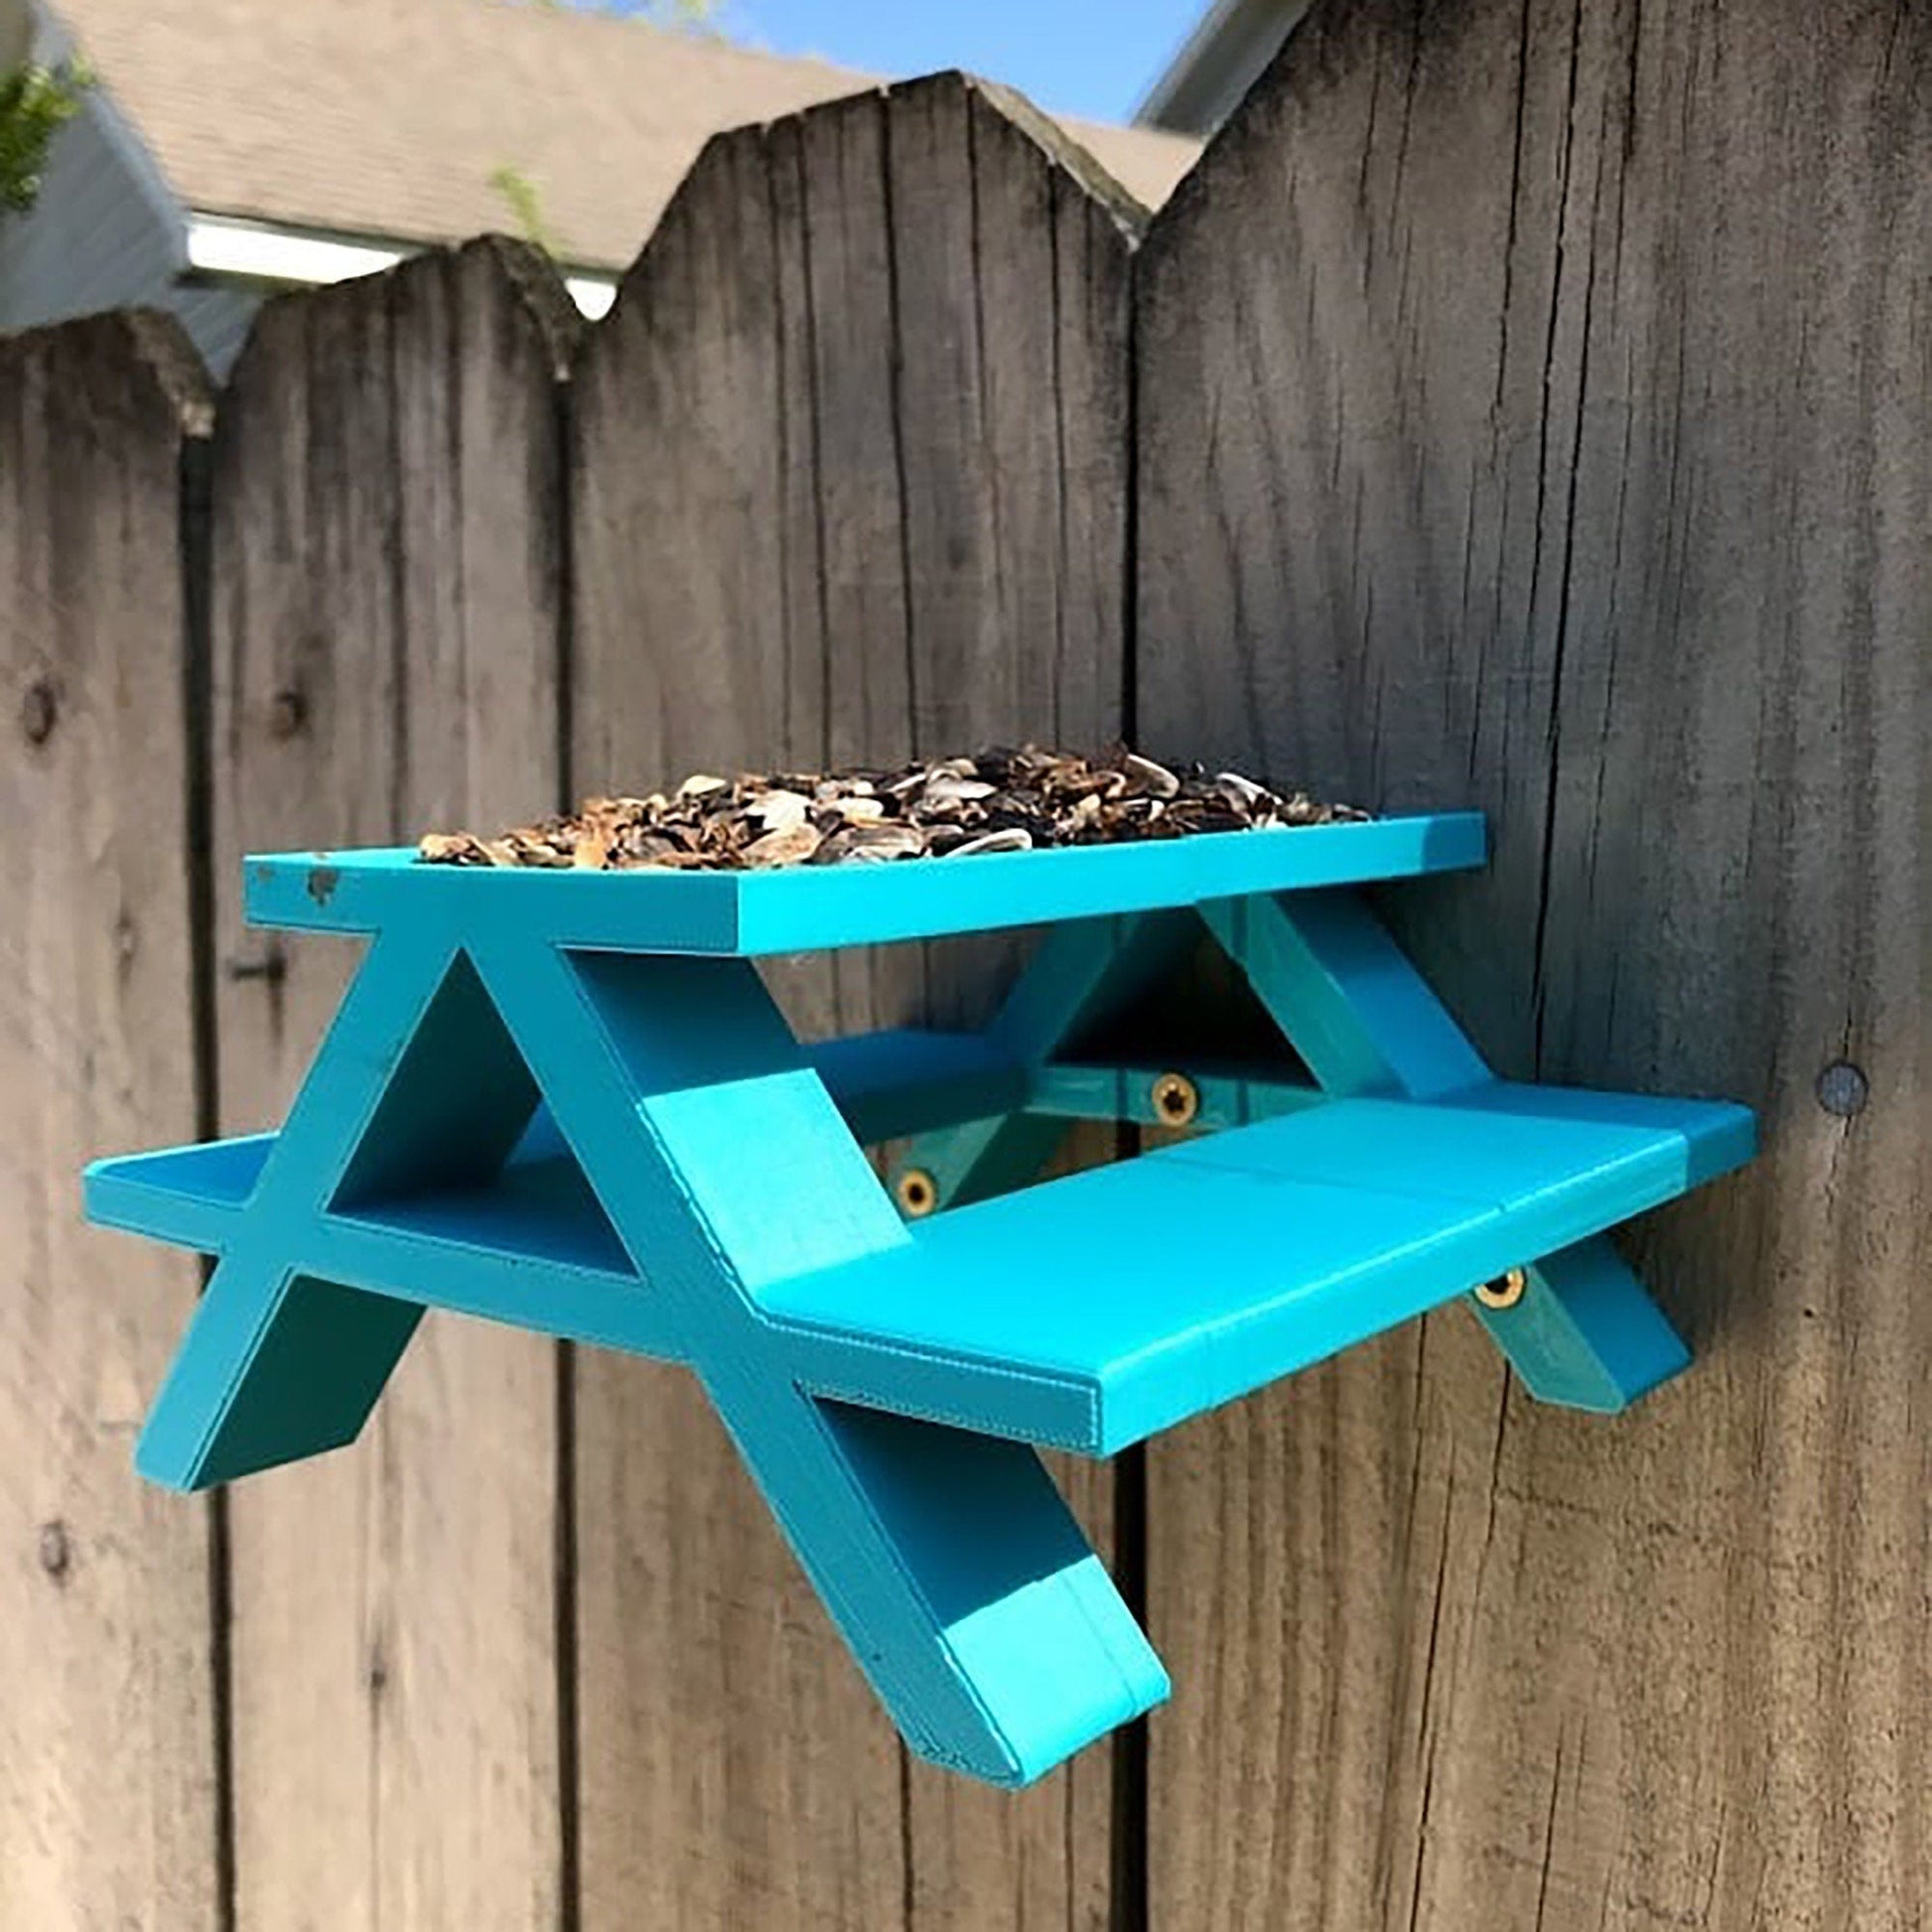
464,933,1167,1785
888,908,1202,1208
1203,891,1690,1411
136,926,463,1488
140,918,1169,1783
896,889,1689,1413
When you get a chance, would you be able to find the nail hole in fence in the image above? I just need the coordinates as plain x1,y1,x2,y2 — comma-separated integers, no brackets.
38,1520,70,1580
20,679,57,746
267,687,307,740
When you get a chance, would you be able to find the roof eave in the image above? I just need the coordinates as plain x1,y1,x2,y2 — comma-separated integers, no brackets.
1134,0,1313,136
181,210,618,317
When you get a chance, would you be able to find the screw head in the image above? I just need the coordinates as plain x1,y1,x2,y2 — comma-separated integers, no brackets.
1151,1071,1200,1128
895,1168,939,1218
1473,1267,1529,1311
20,678,57,745
1815,1060,1868,1118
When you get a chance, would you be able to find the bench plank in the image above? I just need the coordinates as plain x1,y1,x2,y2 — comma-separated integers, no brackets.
767,1086,1752,1450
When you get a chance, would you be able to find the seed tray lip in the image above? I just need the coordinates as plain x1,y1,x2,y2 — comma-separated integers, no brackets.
244,810,1487,955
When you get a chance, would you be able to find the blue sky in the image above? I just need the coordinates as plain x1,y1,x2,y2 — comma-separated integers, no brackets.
712,2,1203,123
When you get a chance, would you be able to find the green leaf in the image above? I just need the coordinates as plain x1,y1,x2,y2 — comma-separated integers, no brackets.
487,163,557,258
0,60,91,218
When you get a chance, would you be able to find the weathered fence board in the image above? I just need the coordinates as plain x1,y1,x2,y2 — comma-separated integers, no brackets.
207,240,575,1931
570,73,1139,1932
13,8,1926,1924
1136,3,1931,1928
0,315,220,1926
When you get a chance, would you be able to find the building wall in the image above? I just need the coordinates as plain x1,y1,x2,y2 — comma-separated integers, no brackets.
0,89,176,325
161,277,260,375
0,14,257,371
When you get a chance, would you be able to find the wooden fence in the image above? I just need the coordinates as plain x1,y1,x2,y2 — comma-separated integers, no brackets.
1,12,1926,1929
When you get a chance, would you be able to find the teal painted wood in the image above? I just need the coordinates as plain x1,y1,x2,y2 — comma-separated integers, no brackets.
82,815,1755,1787
884,908,1205,1214
241,811,1487,948
808,1027,1028,1144
1200,891,1711,1408
772,1088,1750,1451
1026,1064,1329,1129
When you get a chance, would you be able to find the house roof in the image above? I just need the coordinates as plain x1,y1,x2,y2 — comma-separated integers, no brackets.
48,0,1203,271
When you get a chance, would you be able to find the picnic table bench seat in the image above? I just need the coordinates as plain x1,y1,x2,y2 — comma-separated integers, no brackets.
763,1082,1750,1453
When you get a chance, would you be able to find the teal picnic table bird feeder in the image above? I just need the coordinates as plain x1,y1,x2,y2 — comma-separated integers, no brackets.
83,813,1753,1787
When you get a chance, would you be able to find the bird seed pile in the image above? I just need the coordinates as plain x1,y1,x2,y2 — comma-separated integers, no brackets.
416,746,1365,873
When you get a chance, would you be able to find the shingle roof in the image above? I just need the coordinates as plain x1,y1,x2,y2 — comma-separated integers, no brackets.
50,0,1202,271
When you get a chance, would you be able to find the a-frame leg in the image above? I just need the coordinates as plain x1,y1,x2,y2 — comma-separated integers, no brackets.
470,934,1167,1785
1201,890,1691,1411
137,927,467,1488
891,908,1203,1211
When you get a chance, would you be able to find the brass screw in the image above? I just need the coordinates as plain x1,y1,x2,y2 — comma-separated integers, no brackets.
1473,1267,1529,1311
1151,1071,1200,1128
895,1168,939,1218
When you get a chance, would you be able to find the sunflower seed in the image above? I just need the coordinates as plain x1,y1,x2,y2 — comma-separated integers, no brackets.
419,746,1364,873
948,827,1035,857
748,789,813,832
1122,752,1180,797
834,822,927,862
922,774,997,806
1215,770,1270,811
744,823,824,868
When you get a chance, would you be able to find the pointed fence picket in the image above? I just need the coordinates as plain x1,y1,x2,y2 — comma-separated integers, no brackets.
4,12,1929,1927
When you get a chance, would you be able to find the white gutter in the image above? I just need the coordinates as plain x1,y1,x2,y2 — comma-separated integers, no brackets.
1134,0,1313,135
184,213,619,320
565,276,617,320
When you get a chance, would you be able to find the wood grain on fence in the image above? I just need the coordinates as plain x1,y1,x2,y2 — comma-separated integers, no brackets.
1135,3,1932,1927
207,239,576,1931
0,314,220,1926
569,72,1140,1932
10,10,1925,1927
